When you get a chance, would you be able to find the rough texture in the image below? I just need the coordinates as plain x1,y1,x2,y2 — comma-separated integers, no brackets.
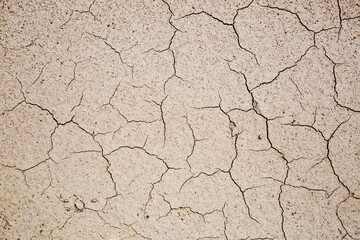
1,0,359,239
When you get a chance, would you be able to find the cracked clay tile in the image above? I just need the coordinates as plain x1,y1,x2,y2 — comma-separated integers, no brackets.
0,70,23,115
340,0,360,19
99,146,168,225
337,196,360,238
120,46,174,96
177,171,242,215
135,207,226,240
0,0,71,49
48,122,101,161
106,147,167,195
0,167,72,239
223,184,284,239
252,46,351,139
51,210,142,240
0,102,57,170
286,157,342,196
316,19,360,112
111,83,162,123
329,114,360,198
94,120,164,155
149,170,251,239
47,151,116,211
228,109,270,151
258,0,340,32
282,185,349,239
185,108,236,174
23,59,85,124
151,107,195,169
240,184,285,239
232,2,314,89
23,161,52,194
167,0,253,24
231,148,287,190
267,120,328,162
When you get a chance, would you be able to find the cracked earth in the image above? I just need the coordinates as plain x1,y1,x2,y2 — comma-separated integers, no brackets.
1,0,360,239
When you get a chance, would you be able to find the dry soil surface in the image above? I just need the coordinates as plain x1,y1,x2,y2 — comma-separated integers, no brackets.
1,0,360,239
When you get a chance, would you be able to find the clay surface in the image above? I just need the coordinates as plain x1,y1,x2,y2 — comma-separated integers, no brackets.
1,0,360,239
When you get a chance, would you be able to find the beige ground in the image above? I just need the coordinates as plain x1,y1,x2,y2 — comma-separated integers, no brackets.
1,0,360,239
